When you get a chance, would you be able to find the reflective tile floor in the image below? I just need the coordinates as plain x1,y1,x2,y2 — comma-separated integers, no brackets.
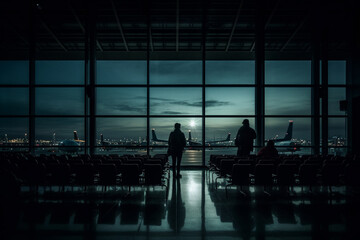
1,170,360,240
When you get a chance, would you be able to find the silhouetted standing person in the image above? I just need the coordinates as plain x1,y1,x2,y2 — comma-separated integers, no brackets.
235,119,256,157
168,123,186,178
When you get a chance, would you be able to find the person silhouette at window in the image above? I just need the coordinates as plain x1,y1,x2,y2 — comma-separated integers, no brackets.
235,119,257,157
168,123,186,178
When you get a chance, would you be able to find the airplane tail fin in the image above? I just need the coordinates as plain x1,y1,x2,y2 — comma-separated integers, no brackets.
73,131,79,141
283,120,293,141
151,129,158,141
226,133,231,141
188,130,192,141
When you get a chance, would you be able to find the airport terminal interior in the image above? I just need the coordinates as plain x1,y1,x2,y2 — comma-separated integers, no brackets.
1,0,360,239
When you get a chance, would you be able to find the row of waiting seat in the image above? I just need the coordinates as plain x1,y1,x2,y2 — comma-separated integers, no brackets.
208,155,360,196
0,153,170,194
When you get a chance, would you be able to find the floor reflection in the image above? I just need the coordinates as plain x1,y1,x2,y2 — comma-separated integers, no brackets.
167,177,186,233
1,171,359,239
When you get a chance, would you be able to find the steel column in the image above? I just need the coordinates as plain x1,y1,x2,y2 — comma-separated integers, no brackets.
255,0,265,149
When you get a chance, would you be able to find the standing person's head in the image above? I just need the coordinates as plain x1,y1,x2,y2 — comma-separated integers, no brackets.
174,123,181,130
267,140,275,148
242,119,250,126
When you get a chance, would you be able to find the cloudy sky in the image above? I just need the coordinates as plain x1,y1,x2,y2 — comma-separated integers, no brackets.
0,60,347,142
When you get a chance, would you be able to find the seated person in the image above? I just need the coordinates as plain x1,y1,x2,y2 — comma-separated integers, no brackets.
257,140,279,158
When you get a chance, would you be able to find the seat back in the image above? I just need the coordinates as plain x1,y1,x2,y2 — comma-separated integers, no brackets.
231,164,251,186
277,164,297,186
144,164,163,185
121,164,140,185
219,159,235,176
99,164,117,185
254,164,274,186
298,164,318,186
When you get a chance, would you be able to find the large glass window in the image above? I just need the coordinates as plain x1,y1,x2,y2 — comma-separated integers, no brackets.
206,61,255,84
328,60,346,85
0,58,349,159
265,61,311,85
97,61,147,85
265,88,311,115
96,118,147,146
206,118,255,144
96,88,147,115
205,88,254,115
36,61,84,85
265,118,311,154
328,87,346,116
0,61,29,85
35,118,84,145
0,118,28,146
35,88,84,115
150,88,202,115
0,88,29,115
150,118,203,146
150,61,202,85
328,118,347,146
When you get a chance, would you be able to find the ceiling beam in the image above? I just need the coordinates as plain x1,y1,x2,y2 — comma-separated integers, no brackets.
225,0,244,52
250,0,280,52
280,16,307,52
68,1,103,52
40,19,68,52
110,0,129,51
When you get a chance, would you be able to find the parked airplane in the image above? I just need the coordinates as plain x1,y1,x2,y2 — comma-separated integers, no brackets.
151,129,168,143
100,134,110,146
151,129,230,147
58,131,84,153
188,130,231,148
269,120,301,152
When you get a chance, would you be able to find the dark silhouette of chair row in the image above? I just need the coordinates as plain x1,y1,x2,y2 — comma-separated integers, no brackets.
208,154,360,196
0,153,170,195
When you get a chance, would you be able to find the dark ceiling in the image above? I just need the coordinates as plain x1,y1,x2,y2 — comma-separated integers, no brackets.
0,0,356,59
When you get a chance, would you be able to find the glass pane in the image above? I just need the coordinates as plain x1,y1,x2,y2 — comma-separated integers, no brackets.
0,61,29,85
206,60,255,84
96,88,147,115
0,118,28,146
206,118,255,147
35,88,84,115
96,118,147,147
150,88,202,115
150,118,202,165
265,118,311,152
97,61,147,84
328,118,347,146
328,87,346,115
328,60,346,85
265,88,311,115
206,88,254,115
36,60,84,85
35,118,84,147
150,61,202,85
0,88,28,115
265,61,311,84
150,118,202,145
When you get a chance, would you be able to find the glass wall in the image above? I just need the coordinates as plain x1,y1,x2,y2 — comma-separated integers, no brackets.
264,61,313,154
0,58,349,160
0,61,29,152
